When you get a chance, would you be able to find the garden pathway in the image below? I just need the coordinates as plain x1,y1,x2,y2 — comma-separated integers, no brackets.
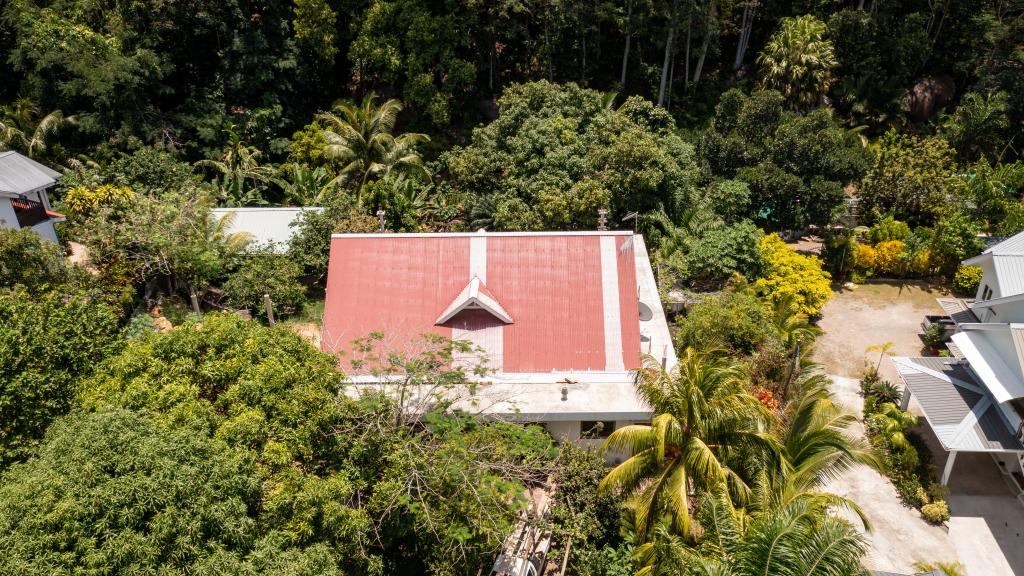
813,282,1021,575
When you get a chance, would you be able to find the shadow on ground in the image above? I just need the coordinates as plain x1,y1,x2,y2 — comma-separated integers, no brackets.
915,421,1024,576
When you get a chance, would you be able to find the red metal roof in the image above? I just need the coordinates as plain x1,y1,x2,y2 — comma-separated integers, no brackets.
322,232,642,373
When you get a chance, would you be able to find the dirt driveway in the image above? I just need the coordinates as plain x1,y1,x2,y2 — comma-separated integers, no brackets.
813,282,962,573
814,281,948,385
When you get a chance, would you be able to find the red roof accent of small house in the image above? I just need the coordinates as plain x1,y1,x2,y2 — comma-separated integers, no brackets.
321,231,641,374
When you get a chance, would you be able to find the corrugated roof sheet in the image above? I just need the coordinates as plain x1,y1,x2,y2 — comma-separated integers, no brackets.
211,207,323,251
936,297,979,324
321,231,644,375
893,356,1023,452
992,256,1024,297
0,151,60,196
983,230,1024,255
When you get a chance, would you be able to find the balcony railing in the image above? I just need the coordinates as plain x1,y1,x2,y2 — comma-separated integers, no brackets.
10,196,49,228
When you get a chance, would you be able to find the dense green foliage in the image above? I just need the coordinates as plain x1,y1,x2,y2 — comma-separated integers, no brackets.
0,410,344,575
0,288,120,466
0,228,69,291
224,249,308,319
2,0,1022,572
70,315,558,574
699,89,871,231
444,81,699,229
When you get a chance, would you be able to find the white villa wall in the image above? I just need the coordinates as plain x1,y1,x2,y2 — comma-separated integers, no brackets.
984,299,1024,323
31,220,59,243
976,260,999,300
0,197,17,230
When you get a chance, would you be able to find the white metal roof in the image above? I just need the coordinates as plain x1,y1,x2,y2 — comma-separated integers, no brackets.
211,207,323,251
893,356,1024,452
0,151,61,196
951,329,1024,403
976,230,1024,257
991,256,1024,297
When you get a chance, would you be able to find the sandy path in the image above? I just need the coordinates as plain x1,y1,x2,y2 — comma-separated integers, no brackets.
813,283,962,572
814,282,948,383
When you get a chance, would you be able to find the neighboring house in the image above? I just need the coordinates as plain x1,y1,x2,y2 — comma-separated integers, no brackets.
320,230,677,445
894,230,1024,493
210,206,323,252
0,151,65,242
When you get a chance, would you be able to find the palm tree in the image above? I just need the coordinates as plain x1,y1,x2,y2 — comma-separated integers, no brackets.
756,15,837,110
317,95,430,200
600,349,779,543
867,402,917,450
644,490,869,576
0,97,75,159
195,125,276,206
277,164,339,206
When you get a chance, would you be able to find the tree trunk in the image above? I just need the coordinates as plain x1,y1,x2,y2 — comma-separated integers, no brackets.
657,0,679,107
545,2,553,80
693,1,715,84
582,35,587,81
684,17,692,88
620,0,633,86
733,3,754,70
668,43,677,110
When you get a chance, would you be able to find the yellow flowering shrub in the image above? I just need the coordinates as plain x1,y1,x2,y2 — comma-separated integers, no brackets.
755,234,832,316
873,240,906,275
909,248,932,276
64,184,135,217
853,243,876,271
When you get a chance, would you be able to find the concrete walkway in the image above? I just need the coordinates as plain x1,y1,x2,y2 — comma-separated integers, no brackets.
824,376,959,573
813,284,1024,575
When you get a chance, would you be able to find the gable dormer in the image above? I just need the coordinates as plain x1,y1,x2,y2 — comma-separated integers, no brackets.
435,276,513,325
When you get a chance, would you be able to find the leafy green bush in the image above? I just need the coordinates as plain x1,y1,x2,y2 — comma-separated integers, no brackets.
930,210,984,274
662,220,765,288
921,500,950,523
922,323,947,349
0,287,121,466
676,289,778,355
224,250,307,320
869,215,911,243
953,265,983,296
0,228,69,291
0,409,343,575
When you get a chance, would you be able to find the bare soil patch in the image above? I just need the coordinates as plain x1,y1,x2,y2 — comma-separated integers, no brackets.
813,281,948,383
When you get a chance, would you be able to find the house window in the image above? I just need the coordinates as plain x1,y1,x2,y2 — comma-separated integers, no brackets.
982,285,993,301
581,420,616,439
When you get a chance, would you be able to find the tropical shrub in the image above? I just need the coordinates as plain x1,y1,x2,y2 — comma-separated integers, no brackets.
853,242,876,271
929,210,984,274
224,249,307,319
755,234,832,316
873,240,906,275
0,287,121,466
0,410,345,575
921,500,951,524
953,265,983,296
660,220,765,288
869,215,910,243
859,131,958,227
675,289,777,355
63,183,135,219
0,228,69,291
